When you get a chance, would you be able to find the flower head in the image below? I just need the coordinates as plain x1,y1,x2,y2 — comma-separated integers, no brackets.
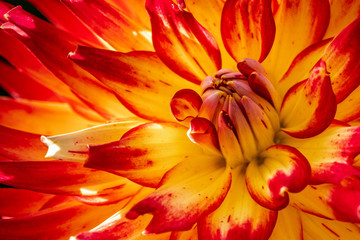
1,0,360,239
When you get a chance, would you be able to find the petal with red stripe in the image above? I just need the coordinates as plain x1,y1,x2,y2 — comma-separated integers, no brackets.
170,89,202,122
221,0,275,62
146,0,221,84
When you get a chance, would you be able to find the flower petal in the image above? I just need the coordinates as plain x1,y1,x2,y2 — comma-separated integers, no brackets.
280,123,360,185
0,160,121,196
198,168,277,240
2,6,132,119
60,0,153,51
245,145,311,210
170,89,202,122
221,0,275,62
0,97,98,135
126,156,231,234
0,188,52,217
322,17,360,103
69,46,198,121
269,206,302,240
87,122,205,188
263,0,330,81
0,200,123,240
170,224,198,240
146,0,221,84
0,126,47,161
280,60,336,138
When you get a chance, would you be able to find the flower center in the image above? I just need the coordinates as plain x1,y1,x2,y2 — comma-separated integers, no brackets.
198,59,280,168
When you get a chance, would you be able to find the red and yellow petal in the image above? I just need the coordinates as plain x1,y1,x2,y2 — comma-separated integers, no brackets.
245,145,311,210
198,168,277,240
221,0,275,62
87,122,206,188
322,17,360,103
126,156,231,234
170,89,202,122
69,46,198,121
280,60,336,138
146,0,221,84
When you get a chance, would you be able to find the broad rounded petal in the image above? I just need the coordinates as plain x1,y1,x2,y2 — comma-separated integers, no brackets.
300,203,360,238
69,46,198,121
146,0,221,84
60,0,153,52
198,168,277,240
263,0,330,81
280,124,360,184
280,60,336,138
0,201,122,240
269,206,302,240
221,0,275,62
0,160,121,196
322,17,360,103
2,7,132,119
0,126,47,161
324,0,360,39
245,145,311,210
41,120,144,162
87,122,205,188
126,156,231,234
0,97,98,135
170,89,202,122
277,39,332,97
0,188,52,217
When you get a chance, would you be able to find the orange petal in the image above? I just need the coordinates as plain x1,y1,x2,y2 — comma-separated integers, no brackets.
0,200,123,239
69,46,198,121
0,97,98,135
245,145,311,210
221,0,275,62
2,6,132,119
146,0,221,84
322,17,360,103
171,224,199,240
336,85,360,122
126,156,231,234
269,206,302,240
0,160,121,196
198,168,277,240
0,188,52,217
60,0,153,52
0,126,47,161
280,60,336,138
263,0,330,81
87,122,205,188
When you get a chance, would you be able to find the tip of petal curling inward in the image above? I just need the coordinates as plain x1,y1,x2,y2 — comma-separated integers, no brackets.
68,49,85,61
41,136,60,158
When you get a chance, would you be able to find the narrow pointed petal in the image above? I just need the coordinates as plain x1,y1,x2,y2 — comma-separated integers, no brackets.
280,124,360,184
0,189,52,217
269,206,302,240
0,126,47,161
322,17,360,103
324,0,360,38
198,169,277,240
280,61,336,138
2,7,132,119
0,201,122,240
245,145,310,210
126,156,231,234
170,89,202,122
277,39,332,97
0,97,98,135
146,0,221,84
69,46,198,121
41,121,143,162
60,0,153,51
87,122,205,188
0,160,121,196
221,0,275,62
263,0,330,81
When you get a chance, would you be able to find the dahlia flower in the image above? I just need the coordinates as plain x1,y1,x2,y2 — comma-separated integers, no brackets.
1,0,360,239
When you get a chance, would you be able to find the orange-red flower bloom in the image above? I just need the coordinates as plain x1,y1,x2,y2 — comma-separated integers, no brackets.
1,0,360,239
